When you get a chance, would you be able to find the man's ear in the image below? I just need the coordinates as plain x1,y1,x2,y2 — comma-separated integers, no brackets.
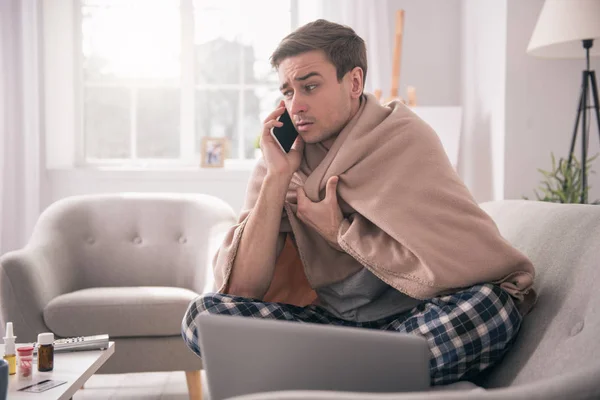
349,66,364,99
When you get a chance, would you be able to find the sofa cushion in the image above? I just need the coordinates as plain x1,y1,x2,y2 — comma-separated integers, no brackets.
44,287,199,337
477,201,600,388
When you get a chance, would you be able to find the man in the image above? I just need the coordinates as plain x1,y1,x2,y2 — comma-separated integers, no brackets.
182,19,536,385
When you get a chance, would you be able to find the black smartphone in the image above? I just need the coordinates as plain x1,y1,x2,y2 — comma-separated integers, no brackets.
270,109,299,153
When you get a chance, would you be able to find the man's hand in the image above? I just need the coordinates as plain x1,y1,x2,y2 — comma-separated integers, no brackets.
261,100,304,180
296,176,344,250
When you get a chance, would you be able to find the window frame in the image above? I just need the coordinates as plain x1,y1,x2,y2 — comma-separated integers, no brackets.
73,0,298,168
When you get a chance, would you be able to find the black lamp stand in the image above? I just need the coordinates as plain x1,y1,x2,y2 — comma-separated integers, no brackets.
566,39,600,203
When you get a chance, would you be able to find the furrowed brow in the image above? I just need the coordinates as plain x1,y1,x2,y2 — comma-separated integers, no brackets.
279,72,322,91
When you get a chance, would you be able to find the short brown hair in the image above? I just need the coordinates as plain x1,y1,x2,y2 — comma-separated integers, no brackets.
270,19,367,85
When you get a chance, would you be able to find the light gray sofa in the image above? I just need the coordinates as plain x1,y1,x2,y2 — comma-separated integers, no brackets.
218,200,600,400
0,193,237,399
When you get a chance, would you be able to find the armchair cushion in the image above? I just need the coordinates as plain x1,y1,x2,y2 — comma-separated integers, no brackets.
44,286,198,337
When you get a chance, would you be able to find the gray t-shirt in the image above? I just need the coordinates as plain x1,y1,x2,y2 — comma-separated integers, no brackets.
315,268,423,322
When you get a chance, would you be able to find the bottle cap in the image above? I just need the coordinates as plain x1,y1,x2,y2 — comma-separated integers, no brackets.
3,322,16,355
37,332,54,346
16,346,34,356
4,322,14,338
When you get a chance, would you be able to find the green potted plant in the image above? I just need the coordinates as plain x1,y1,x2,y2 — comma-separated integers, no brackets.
524,152,599,204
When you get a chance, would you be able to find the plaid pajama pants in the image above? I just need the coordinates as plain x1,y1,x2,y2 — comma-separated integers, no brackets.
182,283,522,386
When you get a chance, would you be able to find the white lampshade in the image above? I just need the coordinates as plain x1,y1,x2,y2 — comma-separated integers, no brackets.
527,0,600,58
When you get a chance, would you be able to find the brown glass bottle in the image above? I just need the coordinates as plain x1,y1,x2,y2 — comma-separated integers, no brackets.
37,333,54,372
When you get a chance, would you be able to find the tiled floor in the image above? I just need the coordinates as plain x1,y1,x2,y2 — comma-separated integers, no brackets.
73,371,191,400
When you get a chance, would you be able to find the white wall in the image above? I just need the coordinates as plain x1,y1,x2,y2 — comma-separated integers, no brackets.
44,168,252,214
459,0,600,203
504,0,600,202
386,0,462,106
459,0,507,202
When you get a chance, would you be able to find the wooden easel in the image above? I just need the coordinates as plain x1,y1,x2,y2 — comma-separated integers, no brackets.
374,10,417,107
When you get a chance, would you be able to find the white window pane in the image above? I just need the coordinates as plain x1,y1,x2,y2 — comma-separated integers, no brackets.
194,39,249,85
85,87,130,159
82,0,180,82
193,0,291,85
244,87,282,158
136,88,180,158
243,13,292,84
195,89,239,157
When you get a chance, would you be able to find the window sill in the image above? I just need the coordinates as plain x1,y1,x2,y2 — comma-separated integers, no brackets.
49,158,258,172
45,160,255,213
46,159,257,183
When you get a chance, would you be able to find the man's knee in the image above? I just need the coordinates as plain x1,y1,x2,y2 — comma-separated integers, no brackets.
429,284,522,385
186,292,223,315
184,292,248,323
464,283,521,326
181,293,231,358
444,283,522,344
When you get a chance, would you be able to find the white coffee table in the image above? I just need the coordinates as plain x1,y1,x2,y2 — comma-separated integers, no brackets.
1,342,114,400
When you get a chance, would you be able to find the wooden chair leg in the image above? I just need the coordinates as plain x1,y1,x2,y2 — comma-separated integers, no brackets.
185,370,202,400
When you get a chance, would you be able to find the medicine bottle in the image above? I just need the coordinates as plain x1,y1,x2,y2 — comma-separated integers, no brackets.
37,332,54,372
2,322,16,375
16,346,34,380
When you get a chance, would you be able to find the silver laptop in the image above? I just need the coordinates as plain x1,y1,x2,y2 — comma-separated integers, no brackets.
197,314,430,400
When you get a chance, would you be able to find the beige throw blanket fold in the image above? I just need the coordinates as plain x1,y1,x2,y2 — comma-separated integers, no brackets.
214,93,537,316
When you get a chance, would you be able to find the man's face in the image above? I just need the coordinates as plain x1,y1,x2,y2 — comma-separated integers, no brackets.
277,50,360,144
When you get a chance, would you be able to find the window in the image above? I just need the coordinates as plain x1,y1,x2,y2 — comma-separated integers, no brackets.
80,0,295,165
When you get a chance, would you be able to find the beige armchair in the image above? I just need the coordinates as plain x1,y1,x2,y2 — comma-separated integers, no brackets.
0,193,237,399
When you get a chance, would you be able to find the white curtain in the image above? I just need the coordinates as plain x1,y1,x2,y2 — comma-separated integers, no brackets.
297,0,393,96
0,0,44,254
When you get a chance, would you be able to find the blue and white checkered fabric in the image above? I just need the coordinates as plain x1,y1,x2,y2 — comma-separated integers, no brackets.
182,283,522,386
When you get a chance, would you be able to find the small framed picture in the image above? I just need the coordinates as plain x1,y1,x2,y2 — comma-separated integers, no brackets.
201,137,227,168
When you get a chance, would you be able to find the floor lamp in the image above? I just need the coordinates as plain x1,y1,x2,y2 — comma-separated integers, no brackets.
528,0,600,203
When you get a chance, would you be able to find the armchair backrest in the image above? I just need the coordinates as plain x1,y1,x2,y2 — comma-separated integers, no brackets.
32,193,237,292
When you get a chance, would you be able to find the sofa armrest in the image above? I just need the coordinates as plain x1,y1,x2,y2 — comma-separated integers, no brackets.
0,238,78,342
191,219,236,295
224,362,600,400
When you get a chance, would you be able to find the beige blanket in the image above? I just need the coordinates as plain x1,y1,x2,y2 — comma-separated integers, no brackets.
214,93,537,316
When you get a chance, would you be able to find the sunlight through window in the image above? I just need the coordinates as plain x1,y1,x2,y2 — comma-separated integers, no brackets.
80,0,293,164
